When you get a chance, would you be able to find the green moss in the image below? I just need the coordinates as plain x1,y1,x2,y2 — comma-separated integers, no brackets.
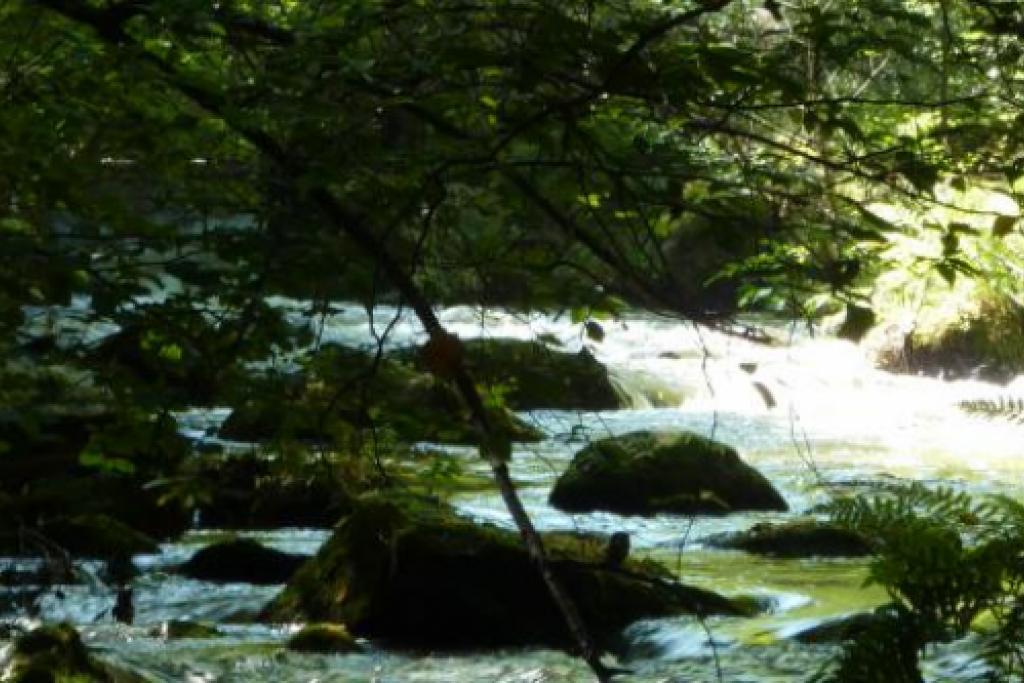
458,339,622,411
44,515,158,558
902,297,1024,382
179,539,306,585
549,431,788,515
262,493,744,650
9,624,109,683
0,514,158,558
708,520,873,558
190,455,354,529
149,620,222,639
220,345,542,445
287,623,361,654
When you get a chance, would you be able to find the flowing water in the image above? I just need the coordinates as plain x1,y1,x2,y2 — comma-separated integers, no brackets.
6,301,1024,681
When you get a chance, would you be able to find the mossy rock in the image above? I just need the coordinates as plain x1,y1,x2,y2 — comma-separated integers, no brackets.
874,298,1024,384
0,408,192,543
219,346,542,445
395,338,622,411
705,520,872,558
287,623,361,654
179,539,308,585
262,494,744,650
148,620,222,639
0,513,159,559
6,624,109,683
791,611,883,644
43,514,159,558
10,476,190,543
549,431,788,516
191,456,354,529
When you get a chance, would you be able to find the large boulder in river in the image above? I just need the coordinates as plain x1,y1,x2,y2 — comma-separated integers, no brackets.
219,345,542,445
549,431,788,516
395,338,622,411
262,495,743,649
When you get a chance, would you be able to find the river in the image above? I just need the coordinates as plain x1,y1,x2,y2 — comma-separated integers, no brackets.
5,301,1022,681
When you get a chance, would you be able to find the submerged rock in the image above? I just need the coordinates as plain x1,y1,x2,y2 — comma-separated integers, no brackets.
262,495,744,649
179,539,307,585
4,623,109,682
549,431,788,516
791,611,882,643
705,520,873,558
287,623,362,654
149,620,222,639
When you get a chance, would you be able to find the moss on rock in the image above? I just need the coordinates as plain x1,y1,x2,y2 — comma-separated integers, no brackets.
262,494,744,650
791,611,882,643
287,623,361,654
179,539,307,585
874,297,1024,383
705,520,873,558
0,409,192,543
219,345,542,445
453,338,622,411
190,455,354,529
6,624,109,683
41,514,158,558
549,431,788,516
148,620,222,639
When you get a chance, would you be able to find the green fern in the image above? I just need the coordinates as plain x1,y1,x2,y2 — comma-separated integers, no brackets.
823,484,1024,680
982,597,1024,679
958,396,1024,424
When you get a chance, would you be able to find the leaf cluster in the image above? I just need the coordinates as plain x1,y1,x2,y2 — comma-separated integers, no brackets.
823,484,1024,679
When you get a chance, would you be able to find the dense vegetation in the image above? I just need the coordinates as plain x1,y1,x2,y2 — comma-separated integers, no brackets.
4,1,1024,680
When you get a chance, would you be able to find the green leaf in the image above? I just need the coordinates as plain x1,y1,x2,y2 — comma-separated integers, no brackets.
79,448,135,475
992,215,1017,238
159,343,184,363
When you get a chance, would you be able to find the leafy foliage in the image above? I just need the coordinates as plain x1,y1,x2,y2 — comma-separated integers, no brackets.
824,485,1024,680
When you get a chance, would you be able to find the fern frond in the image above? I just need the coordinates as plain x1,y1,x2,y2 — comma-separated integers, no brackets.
826,483,991,535
959,396,1024,424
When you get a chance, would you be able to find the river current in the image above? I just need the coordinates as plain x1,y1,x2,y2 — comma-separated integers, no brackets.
5,301,1023,681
